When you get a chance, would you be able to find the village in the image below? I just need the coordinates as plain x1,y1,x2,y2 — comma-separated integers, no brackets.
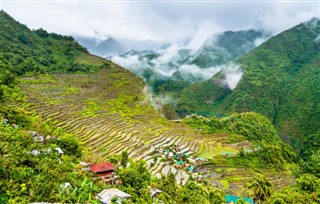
2,118,254,204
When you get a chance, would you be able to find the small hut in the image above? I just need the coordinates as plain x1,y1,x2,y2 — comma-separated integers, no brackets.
90,162,115,178
96,189,131,204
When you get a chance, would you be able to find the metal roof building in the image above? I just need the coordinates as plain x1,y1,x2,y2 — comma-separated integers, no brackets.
96,189,131,204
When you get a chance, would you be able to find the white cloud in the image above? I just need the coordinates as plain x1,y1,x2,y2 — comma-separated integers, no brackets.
3,1,319,43
256,2,319,34
186,20,222,51
178,64,221,82
223,64,243,90
254,37,268,47
112,55,142,73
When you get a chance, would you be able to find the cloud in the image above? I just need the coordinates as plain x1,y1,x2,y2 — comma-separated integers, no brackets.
186,20,222,51
255,2,319,34
223,64,243,90
112,55,142,72
178,64,221,82
254,37,268,47
3,1,319,43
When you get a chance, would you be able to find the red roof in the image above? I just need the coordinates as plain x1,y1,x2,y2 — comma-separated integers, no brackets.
89,162,115,173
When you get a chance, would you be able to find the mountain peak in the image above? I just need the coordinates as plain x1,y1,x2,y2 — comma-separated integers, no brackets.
303,17,320,29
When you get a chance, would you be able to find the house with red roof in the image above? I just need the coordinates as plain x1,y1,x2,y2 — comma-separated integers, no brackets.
89,162,115,178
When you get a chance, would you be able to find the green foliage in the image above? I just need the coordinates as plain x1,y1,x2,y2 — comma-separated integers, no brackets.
176,71,232,117
121,151,129,168
297,173,320,192
177,181,211,204
79,101,102,117
183,112,297,169
0,106,33,128
56,135,82,158
301,150,320,177
118,160,151,191
266,173,320,204
158,173,178,200
300,131,320,161
248,176,272,203
0,123,101,203
223,19,320,148
236,198,249,204
0,11,100,75
227,142,296,169
299,131,320,177
182,112,280,143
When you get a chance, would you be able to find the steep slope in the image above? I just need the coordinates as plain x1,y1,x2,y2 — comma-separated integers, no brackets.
179,18,320,148
225,17,320,147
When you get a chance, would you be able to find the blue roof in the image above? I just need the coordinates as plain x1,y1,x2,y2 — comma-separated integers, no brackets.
188,165,194,171
225,194,254,204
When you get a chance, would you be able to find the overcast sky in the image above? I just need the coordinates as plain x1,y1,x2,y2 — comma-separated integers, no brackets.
2,0,320,43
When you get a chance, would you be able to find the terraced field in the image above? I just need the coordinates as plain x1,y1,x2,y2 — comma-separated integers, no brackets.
18,68,295,191
195,165,295,195
19,70,238,166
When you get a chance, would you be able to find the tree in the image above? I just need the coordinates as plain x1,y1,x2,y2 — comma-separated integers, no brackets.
121,151,129,168
297,173,320,192
178,181,210,203
159,173,178,200
118,160,150,191
302,150,320,177
236,198,249,204
300,131,320,161
248,176,272,203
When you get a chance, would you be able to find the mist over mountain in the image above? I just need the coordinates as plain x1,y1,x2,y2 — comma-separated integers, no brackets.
176,17,320,148
112,29,269,93
75,36,167,58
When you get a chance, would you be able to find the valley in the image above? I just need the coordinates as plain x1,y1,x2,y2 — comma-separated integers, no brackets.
18,69,295,196
0,10,319,204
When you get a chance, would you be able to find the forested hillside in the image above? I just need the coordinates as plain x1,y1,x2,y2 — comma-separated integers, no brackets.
176,18,320,149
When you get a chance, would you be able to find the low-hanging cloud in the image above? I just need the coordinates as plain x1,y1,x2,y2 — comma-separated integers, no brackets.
178,64,221,82
223,64,243,90
186,20,222,52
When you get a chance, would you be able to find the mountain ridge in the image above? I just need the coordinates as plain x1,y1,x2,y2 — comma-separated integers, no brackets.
177,17,320,148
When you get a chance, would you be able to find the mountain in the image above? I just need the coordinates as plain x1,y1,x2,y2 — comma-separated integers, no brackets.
95,37,127,57
112,29,269,96
76,36,127,57
191,29,270,67
177,17,320,148
226,17,320,147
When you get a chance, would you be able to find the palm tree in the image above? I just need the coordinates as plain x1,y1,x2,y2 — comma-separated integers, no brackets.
248,175,272,204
